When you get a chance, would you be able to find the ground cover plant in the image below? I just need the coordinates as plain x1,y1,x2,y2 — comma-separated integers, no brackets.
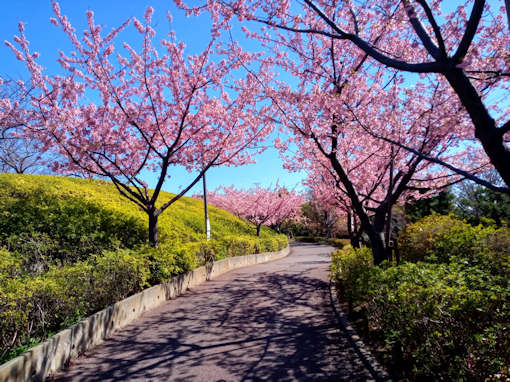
330,214,509,380
0,173,287,363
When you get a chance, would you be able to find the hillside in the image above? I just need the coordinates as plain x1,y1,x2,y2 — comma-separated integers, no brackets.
0,173,276,244
0,174,285,264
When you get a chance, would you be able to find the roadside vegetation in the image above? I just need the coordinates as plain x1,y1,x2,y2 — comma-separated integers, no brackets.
0,173,287,363
331,214,509,380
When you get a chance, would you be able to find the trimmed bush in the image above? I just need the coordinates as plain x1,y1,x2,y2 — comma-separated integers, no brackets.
326,238,350,248
295,236,349,248
398,214,476,263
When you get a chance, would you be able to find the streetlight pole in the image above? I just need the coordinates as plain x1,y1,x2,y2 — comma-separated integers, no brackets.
202,170,211,241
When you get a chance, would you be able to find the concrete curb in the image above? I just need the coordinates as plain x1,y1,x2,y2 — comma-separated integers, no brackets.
329,281,392,382
0,246,291,382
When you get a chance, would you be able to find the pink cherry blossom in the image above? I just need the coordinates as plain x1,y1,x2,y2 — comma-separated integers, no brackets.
203,183,304,236
5,3,274,246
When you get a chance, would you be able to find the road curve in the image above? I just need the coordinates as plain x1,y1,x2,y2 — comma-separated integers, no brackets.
52,242,374,381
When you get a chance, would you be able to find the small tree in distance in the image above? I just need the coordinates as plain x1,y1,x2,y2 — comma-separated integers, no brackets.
5,3,273,246
204,184,303,236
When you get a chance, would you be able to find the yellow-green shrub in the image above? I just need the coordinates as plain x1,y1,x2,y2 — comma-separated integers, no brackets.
0,248,21,280
399,214,510,277
0,234,289,363
89,250,150,310
398,214,476,262
330,246,379,310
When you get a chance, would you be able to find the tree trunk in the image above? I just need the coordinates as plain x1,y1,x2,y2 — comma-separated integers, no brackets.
445,69,510,188
328,154,389,264
369,210,390,265
148,211,159,247
256,224,262,237
384,208,393,262
347,212,361,248
365,226,387,265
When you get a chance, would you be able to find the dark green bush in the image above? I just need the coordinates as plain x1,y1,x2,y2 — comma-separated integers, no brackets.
295,235,322,243
367,262,509,380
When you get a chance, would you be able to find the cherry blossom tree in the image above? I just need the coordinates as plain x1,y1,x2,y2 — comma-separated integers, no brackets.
180,0,510,192
264,29,476,264
205,184,303,236
5,3,273,246
173,0,506,263
304,169,358,244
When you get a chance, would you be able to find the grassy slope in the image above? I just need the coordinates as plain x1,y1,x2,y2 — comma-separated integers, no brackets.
0,173,276,244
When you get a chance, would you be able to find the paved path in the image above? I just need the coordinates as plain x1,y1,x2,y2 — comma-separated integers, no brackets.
53,243,374,381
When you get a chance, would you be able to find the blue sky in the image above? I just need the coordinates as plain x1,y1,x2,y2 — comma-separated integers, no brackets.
2,1,506,196
1,0,307,195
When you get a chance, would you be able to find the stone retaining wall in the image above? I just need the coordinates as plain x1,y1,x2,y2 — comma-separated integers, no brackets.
0,246,290,382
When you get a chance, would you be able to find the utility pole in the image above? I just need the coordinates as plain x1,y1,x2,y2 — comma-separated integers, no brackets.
202,170,211,241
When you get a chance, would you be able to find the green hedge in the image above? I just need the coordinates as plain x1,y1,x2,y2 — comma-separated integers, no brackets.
295,236,349,248
330,216,510,380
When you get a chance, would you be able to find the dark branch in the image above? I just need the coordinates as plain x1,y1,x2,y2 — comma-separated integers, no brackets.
453,0,486,62
402,0,441,59
302,0,444,73
416,0,447,57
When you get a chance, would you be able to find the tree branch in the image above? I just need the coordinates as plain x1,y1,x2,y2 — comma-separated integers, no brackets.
363,127,509,193
402,0,441,59
302,0,444,73
453,0,486,62
415,0,447,57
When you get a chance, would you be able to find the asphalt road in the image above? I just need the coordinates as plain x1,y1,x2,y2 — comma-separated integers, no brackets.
52,242,374,381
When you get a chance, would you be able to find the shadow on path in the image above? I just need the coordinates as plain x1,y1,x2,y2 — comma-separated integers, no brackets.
52,243,372,381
